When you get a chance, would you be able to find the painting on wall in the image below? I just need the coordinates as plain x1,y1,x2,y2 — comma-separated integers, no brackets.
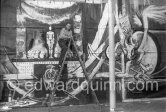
0,0,166,108
16,0,83,60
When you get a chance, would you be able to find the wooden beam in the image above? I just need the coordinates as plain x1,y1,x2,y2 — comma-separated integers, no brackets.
108,0,116,111
24,0,108,4
3,74,34,80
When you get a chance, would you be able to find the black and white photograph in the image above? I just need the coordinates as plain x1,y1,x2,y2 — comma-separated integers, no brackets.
0,0,166,112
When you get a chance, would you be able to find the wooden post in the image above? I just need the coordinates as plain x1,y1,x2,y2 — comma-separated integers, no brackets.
121,53,126,101
108,0,116,111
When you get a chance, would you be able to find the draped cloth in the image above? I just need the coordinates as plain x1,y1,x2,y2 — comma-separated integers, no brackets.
17,1,80,25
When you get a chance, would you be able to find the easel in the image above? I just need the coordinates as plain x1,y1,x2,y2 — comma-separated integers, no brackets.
44,36,101,108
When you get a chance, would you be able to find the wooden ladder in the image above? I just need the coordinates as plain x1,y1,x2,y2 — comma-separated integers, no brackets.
47,37,101,108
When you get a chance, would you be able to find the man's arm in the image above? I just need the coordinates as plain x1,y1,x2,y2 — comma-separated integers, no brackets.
69,31,73,38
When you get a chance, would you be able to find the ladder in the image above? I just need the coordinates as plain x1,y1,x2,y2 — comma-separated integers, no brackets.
47,36,101,107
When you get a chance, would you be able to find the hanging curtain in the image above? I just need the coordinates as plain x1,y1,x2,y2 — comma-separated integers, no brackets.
17,1,80,25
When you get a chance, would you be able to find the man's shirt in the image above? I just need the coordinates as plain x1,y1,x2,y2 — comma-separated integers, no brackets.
59,28,72,39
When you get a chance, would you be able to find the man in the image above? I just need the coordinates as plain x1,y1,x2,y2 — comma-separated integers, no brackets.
58,24,72,69
46,26,55,58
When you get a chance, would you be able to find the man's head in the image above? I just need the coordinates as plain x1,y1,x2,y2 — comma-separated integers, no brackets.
49,26,52,31
66,23,71,30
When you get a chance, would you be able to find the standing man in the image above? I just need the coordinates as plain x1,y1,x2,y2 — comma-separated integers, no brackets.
46,26,55,58
58,23,72,69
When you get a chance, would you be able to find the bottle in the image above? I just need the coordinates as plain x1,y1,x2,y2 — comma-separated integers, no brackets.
42,93,49,106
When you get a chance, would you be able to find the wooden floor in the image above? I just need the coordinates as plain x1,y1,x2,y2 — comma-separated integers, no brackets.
3,99,166,112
